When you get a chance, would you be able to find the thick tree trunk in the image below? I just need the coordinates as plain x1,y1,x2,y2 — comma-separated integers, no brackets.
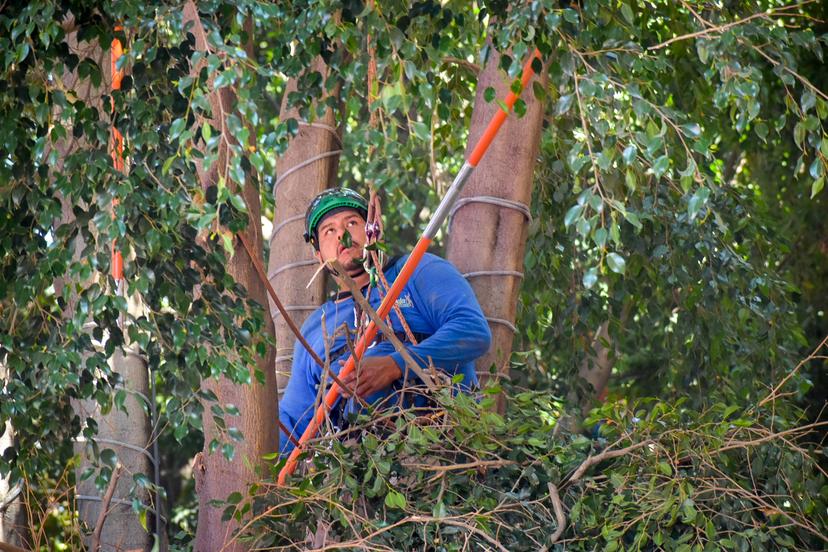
267,59,341,399
182,4,278,550
446,47,546,403
52,23,153,550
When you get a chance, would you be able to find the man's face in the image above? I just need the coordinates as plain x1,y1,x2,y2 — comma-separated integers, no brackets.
314,209,368,275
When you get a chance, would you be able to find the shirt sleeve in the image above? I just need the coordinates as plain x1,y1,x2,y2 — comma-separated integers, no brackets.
278,338,318,456
387,255,492,378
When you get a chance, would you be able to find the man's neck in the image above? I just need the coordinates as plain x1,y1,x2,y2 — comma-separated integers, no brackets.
334,269,371,299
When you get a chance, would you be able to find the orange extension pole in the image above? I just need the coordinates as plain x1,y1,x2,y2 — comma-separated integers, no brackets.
277,48,542,485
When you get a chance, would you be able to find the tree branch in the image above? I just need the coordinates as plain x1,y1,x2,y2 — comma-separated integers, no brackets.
565,440,653,485
91,463,122,552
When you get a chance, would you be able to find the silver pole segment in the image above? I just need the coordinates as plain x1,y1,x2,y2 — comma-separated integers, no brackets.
423,162,475,239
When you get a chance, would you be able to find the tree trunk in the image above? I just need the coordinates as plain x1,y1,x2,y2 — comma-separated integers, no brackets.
52,22,153,550
74,349,152,550
576,321,614,414
267,58,341,399
182,4,278,550
0,363,26,548
446,46,546,405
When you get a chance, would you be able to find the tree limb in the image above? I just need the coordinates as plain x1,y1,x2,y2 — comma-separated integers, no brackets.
91,463,122,552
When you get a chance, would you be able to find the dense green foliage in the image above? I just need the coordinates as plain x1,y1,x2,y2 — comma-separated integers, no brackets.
242,387,826,551
1,0,826,548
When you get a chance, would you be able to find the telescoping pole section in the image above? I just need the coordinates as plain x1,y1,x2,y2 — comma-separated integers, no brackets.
277,49,542,485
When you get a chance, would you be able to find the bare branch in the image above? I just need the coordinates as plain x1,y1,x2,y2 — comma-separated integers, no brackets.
91,463,122,552
565,440,653,485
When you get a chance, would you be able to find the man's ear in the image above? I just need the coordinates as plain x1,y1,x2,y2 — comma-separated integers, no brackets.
314,248,323,264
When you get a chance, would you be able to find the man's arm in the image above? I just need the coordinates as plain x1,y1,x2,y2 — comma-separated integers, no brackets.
278,341,318,455
387,254,491,377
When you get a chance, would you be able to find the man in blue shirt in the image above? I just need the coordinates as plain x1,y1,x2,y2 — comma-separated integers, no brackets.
278,188,491,455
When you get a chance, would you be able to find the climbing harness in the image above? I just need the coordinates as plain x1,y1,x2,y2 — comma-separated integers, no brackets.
277,48,543,485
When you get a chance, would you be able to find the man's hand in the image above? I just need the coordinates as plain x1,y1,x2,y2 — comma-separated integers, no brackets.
338,355,402,399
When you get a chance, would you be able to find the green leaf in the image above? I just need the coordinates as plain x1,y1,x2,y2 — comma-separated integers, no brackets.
412,121,430,142
625,169,638,192
606,252,626,274
593,227,608,247
620,3,635,25
583,267,598,289
556,94,574,115
622,144,637,165
651,155,670,179
809,158,823,179
229,193,247,213
139,509,148,531
514,98,527,118
564,205,582,228
100,448,118,467
811,177,824,198
801,91,816,113
484,86,496,103
688,187,710,220
384,490,406,510
169,118,186,140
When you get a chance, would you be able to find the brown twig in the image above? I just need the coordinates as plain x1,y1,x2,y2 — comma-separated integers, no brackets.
91,464,122,552
330,260,437,391
564,440,653,485
648,3,807,51
546,483,566,547
401,459,514,472
758,334,828,408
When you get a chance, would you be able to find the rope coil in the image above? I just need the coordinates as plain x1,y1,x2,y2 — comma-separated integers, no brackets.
463,270,524,279
273,149,343,192
486,316,517,333
448,195,532,230
75,436,157,467
270,305,318,321
269,259,318,280
270,213,305,239
297,121,342,147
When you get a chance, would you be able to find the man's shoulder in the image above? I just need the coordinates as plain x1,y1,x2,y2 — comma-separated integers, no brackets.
388,252,451,275
298,302,329,333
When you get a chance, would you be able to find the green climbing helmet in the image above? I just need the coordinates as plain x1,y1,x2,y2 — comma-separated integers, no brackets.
303,187,368,248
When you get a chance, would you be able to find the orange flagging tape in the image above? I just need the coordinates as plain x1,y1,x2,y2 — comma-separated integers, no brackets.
110,36,125,281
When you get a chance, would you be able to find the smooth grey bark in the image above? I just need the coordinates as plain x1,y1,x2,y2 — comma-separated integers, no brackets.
74,348,152,551
0,363,26,547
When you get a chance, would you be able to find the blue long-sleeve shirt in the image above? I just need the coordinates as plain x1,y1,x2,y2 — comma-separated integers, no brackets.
278,253,491,455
